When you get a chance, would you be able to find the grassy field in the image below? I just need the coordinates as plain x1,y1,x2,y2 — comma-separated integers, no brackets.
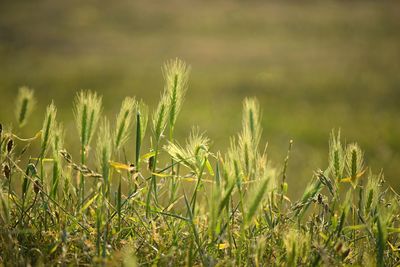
1,59,400,265
1,1,400,196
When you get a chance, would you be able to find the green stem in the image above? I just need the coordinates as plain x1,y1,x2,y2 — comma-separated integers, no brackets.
135,112,141,170
80,144,85,208
146,141,159,217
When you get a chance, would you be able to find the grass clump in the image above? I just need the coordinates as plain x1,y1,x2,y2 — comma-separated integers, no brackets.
0,59,400,266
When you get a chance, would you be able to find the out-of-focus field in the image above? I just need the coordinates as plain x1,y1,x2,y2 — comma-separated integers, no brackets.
1,0,399,197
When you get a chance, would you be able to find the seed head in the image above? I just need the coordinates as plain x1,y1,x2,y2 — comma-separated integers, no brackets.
328,130,345,182
60,149,73,164
15,86,36,127
129,163,136,174
33,178,42,194
41,102,57,156
74,90,102,150
163,58,191,133
148,155,155,171
345,143,364,188
164,127,210,175
3,164,11,179
242,98,262,150
152,58,191,142
115,97,136,151
7,138,14,154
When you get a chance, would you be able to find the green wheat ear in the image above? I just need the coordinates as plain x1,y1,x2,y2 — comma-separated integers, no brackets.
73,90,102,156
345,143,364,188
237,98,262,180
40,102,57,157
74,90,102,204
114,97,136,151
163,58,191,139
164,127,211,176
328,129,345,182
15,86,36,128
245,177,269,225
151,58,190,142
242,98,262,149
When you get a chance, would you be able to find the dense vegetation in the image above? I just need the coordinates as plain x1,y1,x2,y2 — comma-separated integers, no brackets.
1,59,399,266
1,1,400,194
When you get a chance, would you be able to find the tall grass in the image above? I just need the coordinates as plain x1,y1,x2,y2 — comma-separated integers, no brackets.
0,59,399,266
73,90,102,205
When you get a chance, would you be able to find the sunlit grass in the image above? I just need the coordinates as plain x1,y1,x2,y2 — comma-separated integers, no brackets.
0,60,399,266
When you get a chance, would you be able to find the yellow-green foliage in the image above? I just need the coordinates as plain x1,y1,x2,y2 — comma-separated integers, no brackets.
0,60,399,266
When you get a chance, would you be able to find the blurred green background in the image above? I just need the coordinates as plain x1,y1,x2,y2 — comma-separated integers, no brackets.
1,0,399,197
